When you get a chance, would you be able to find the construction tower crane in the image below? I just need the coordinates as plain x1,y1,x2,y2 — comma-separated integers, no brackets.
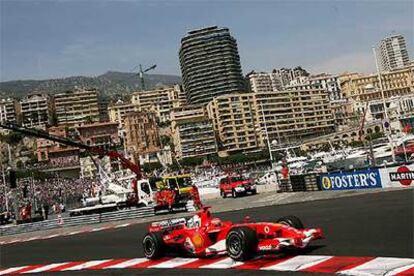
138,64,157,90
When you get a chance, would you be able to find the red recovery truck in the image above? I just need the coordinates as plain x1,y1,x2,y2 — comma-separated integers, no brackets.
0,123,203,215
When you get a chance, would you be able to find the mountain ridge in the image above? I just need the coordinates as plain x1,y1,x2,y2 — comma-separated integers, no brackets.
0,71,182,99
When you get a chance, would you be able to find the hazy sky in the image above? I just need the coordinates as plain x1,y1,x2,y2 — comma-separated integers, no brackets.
0,0,412,81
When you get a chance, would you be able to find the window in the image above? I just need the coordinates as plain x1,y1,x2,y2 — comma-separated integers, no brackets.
177,177,192,188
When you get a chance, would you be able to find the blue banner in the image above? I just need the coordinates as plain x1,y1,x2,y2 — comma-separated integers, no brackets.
319,169,382,191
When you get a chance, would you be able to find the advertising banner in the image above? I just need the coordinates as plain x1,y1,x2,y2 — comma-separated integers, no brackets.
379,163,414,188
319,169,382,191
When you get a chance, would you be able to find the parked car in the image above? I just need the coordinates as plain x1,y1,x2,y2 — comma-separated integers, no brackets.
219,175,256,198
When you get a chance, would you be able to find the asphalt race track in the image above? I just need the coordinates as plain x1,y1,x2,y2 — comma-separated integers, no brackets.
1,189,413,275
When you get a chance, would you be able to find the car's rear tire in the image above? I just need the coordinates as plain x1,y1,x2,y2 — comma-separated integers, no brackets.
251,189,257,195
142,232,165,259
277,215,304,229
226,226,257,261
232,189,238,198
221,190,227,198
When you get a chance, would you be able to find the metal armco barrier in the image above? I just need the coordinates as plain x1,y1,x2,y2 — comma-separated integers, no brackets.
0,206,154,236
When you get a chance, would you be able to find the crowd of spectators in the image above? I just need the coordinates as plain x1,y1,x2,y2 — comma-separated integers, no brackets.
0,176,99,214
27,159,80,170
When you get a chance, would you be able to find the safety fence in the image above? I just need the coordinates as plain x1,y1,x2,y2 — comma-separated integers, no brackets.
0,206,154,236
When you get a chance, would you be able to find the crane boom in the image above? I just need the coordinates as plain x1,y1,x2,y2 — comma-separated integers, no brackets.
0,123,142,179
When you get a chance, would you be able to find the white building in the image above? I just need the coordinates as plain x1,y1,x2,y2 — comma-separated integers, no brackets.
0,98,17,125
131,85,185,123
307,74,342,100
247,72,282,93
19,94,51,128
366,94,414,122
378,34,410,71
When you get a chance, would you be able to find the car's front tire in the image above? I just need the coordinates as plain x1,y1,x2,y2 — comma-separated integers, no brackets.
142,232,165,259
226,226,257,261
232,189,238,198
277,215,304,229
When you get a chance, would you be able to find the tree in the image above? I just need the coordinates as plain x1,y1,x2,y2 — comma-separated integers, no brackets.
160,135,172,147
0,131,24,146
142,162,162,173
180,156,204,167
366,132,384,141
168,159,181,171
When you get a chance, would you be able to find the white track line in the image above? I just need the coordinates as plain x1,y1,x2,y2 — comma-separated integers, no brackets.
0,266,29,275
200,257,243,269
104,258,148,269
21,262,69,274
149,258,199,268
61,259,112,271
261,255,332,271
339,257,414,275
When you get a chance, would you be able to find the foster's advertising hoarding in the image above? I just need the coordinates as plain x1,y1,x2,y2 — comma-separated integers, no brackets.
319,169,382,191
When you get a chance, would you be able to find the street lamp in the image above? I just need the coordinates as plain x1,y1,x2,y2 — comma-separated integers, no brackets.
372,47,396,163
259,103,274,169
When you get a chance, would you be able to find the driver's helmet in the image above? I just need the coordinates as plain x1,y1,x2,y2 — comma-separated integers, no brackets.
186,214,201,228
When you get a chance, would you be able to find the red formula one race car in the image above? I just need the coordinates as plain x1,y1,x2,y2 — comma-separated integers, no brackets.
142,207,323,261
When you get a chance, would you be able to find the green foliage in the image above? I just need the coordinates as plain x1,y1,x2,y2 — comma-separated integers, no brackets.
0,72,181,99
366,132,384,141
168,159,181,171
16,160,24,169
84,116,94,124
0,131,24,145
219,150,269,165
158,121,171,128
15,169,51,180
349,140,364,148
160,135,172,146
179,156,205,167
319,143,332,152
142,162,162,173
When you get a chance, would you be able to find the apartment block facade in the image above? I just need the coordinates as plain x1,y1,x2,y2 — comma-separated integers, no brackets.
307,74,342,101
258,86,335,144
124,111,161,154
0,98,17,125
20,94,52,128
54,88,100,126
76,122,120,147
131,85,184,123
378,34,410,71
171,105,217,159
36,126,79,167
207,94,264,154
179,26,245,105
340,65,414,114
108,100,140,136
247,72,282,93
206,87,334,153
